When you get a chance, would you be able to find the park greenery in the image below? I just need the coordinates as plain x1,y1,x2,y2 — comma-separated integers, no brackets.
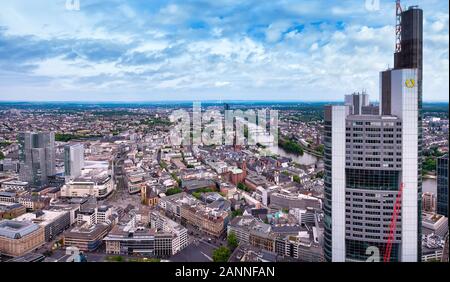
192,187,217,199
170,172,182,186
55,133,102,142
0,141,12,147
422,147,445,176
422,156,437,176
231,209,243,218
159,160,168,169
212,246,231,262
165,187,183,196
314,171,324,179
227,232,239,251
237,182,251,192
278,137,304,156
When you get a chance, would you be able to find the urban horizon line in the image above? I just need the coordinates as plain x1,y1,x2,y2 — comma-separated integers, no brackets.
0,99,448,104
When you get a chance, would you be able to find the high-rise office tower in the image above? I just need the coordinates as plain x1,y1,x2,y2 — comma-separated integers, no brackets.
323,4,422,262
422,192,436,213
18,132,56,187
345,92,369,115
64,143,85,180
437,155,448,217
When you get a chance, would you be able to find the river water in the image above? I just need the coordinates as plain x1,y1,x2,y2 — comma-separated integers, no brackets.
264,145,323,167
423,178,437,195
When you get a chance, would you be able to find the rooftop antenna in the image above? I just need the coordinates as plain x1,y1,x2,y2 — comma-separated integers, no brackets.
395,0,403,53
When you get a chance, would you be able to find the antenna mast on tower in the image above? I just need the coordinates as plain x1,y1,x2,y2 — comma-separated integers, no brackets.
395,0,403,53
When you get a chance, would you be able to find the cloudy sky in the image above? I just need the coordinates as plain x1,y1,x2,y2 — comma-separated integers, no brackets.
0,0,448,102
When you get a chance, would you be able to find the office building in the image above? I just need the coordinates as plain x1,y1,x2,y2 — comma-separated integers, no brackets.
63,222,110,252
64,144,84,180
437,155,448,217
228,215,323,261
150,211,189,253
0,220,45,257
61,162,114,199
0,202,26,220
0,180,29,191
159,192,230,238
345,92,369,115
18,132,56,187
104,226,174,257
14,210,71,242
422,192,436,213
323,5,423,262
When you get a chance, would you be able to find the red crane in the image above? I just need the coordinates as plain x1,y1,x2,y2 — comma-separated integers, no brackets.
383,182,404,262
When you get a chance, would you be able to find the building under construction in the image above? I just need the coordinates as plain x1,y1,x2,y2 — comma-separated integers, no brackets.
323,1,423,262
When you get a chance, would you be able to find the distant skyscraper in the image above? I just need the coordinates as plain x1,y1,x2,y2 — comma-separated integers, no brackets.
18,132,56,187
64,143,85,180
345,92,369,115
422,192,436,213
437,155,448,217
324,5,422,262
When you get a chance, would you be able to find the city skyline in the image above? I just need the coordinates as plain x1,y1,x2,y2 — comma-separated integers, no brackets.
0,0,448,102
0,0,448,267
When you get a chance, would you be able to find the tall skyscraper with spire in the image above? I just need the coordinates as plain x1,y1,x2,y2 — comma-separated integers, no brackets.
323,3,423,262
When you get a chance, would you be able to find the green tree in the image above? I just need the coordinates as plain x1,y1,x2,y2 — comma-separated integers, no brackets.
293,175,301,183
422,156,437,175
171,172,182,186
237,182,250,192
159,161,168,169
231,209,243,218
212,246,231,262
227,232,239,251
166,187,182,196
278,138,304,155
107,256,124,262
0,151,4,160
315,171,324,179
316,144,325,155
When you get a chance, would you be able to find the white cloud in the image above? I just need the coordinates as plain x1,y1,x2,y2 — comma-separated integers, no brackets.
0,0,448,101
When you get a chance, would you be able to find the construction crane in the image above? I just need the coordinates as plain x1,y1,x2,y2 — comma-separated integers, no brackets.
395,0,403,53
383,182,403,262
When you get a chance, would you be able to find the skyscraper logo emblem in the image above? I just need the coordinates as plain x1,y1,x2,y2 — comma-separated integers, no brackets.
405,79,416,88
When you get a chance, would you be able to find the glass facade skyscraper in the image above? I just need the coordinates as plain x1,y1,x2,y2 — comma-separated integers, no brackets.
18,132,56,187
437,155,448,217
64,143,85,180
